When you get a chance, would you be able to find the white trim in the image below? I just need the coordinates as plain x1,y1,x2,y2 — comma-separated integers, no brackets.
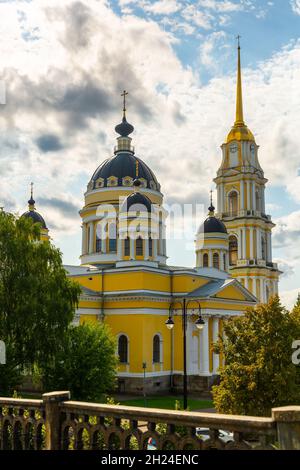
76,308,101,315
84,186,163,199
117,370,213,377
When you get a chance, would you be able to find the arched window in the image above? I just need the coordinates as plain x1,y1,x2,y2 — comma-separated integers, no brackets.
229,235,238,266
87,226,91,252
118,335,128,364
124,237,130,257
213,252,219,269
108,223,117,252
136,237,143,256
228,191,238,216
255,190,260,212
223,253,227,271
153,335,161,363
149,237,153,257
96,232,102,253
261,236,266,261
203,253,209,267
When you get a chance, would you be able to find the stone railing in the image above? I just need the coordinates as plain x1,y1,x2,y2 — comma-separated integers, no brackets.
1,392,300,450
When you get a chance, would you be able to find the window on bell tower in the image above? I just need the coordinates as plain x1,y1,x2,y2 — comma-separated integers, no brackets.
203,253,209,267
229,235,238,266
228,191,238,216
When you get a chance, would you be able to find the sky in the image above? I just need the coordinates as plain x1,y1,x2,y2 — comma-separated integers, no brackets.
1,0,300,308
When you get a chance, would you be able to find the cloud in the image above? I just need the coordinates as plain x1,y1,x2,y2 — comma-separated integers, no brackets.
290,0,300,15
280,287,300,310
38,196,80,219
36,134,64,153
144,0,181,15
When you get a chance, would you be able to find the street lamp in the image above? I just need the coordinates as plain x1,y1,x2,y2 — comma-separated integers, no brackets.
165,299,205,410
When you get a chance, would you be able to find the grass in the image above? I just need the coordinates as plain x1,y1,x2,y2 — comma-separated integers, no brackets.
119,396,213,411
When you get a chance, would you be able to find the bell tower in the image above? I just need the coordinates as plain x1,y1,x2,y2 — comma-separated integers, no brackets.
214,38,280,303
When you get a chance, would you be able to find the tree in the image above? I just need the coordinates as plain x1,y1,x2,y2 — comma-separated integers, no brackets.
212,296,300,416
0,211,80,395
39,323,118,401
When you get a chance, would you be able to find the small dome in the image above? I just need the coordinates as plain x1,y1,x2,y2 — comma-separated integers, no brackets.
227,123,255,143
89,153,160,192
121,192,152,213
115,116,134,137
21,210,47,229
198,216,227,234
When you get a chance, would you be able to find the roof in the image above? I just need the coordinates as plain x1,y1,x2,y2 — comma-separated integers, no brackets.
121,192,152,213
21,210,47,229
187,279,234,297
89,153,160,192
198,216,227,234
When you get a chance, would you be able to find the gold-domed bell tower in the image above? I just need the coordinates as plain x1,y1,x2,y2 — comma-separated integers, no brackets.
214,38,280,302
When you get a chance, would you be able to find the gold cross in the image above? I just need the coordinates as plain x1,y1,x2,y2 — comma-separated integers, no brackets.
210,189,213,206
121,90,128,115
30,182,34,199
236,34,241,48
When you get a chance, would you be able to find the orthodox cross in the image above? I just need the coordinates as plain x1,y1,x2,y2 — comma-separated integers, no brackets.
121,90,128,117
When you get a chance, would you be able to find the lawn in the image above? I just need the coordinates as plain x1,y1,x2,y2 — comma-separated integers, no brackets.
120,396,213,411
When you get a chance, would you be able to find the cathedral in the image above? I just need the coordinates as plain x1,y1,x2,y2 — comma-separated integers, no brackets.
21,44,280,394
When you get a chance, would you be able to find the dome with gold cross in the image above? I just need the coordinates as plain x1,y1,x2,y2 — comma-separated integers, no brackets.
87,90,160,193
21,183,47,229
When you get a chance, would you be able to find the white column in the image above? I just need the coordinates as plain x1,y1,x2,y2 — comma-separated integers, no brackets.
220,184,224,213
252,276,257,297
153,238,158,259
240,180,244,211
117,238,122,260
242,228,247,259
81,224,86,255
267,231,272,262
89,222,94,254
144,237,149,260
200,318,210,375
246,181,250,210
217,185,220,213
252,181,256,211
260,278,265,303
238,229,242,259
220,250,224,270
244,276,249,290
130,237,135,259
256,228,261,259
249,227,254,259
262,187,265,214
212,318,220,374
208,250,213,267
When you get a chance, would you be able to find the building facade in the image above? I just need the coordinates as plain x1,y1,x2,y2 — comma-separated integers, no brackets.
21,47,279,394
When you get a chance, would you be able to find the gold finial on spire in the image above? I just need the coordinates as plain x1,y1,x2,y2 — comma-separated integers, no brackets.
31,182,34,200
121,90,128,119
235,35,244,126
135,159,139,178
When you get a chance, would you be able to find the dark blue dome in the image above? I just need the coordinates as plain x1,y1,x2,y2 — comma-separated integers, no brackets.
121,192,152,213
198,216,227,234
90,153,160,192
21,210,47,229
115,116,134,137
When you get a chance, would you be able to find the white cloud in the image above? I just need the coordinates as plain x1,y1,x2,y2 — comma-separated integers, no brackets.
144,0,181,15
280,287,299,310
291,0,300,15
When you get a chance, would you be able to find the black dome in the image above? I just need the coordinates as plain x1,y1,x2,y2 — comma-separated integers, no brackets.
90,153,160,192
21,210,47,229
115,116,134,137
198,216,227,234
121,192,152,213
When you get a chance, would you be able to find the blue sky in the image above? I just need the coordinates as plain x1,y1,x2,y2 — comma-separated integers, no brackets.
0,0,300,307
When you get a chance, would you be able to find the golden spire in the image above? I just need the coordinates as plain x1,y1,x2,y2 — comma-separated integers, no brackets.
235,35,244,126
226,36,255,143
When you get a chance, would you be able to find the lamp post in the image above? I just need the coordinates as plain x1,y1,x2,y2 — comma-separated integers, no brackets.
165,299,205,410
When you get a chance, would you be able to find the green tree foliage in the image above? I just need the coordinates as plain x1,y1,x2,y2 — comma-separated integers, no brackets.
212,296,300,416
39,323,117,401
0,211,80,395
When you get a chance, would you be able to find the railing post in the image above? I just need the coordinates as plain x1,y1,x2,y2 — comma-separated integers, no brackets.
43,391,70,450
272,406,300,450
